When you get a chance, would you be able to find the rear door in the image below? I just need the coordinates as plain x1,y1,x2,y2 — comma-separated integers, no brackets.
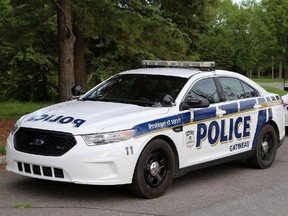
217,77,262,152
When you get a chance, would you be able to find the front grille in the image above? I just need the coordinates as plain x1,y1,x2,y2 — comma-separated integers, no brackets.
14,127,76,156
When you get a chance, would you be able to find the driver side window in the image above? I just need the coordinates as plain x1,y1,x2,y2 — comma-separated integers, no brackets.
187,78,220,104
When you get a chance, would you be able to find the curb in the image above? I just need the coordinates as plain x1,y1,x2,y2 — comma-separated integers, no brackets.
0,155,6,165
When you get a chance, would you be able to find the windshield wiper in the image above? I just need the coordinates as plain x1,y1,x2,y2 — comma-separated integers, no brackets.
82,97,156,107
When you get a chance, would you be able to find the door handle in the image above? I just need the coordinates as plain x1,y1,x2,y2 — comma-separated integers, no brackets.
216,109,226,117
253,104,262,109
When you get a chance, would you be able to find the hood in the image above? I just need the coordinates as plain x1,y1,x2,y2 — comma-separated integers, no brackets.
19,100,169,135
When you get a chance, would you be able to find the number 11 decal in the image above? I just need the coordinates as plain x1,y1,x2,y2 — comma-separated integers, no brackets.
125,146,134,155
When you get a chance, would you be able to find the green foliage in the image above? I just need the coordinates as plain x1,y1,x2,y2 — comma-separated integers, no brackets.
0,1,58,102
197,34,234,70
262,86,287,96
76,0,196,84
253,78,282,83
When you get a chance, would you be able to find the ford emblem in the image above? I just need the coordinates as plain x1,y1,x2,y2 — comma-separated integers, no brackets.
30,138,45,146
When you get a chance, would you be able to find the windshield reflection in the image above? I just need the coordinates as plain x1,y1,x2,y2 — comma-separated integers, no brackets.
83,74,187,107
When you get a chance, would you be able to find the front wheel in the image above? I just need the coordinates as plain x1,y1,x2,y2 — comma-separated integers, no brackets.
247,124,278,169
128,139,175,199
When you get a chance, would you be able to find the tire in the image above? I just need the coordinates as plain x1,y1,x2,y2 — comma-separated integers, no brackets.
128,139,175,199
247,124,278,169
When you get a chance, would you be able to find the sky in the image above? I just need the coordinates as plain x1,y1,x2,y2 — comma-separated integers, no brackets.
232,0,260,4
232,0,242,4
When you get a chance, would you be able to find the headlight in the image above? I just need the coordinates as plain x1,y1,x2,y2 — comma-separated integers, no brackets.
10,115,27,135
11,123,19,135
82,129,136,146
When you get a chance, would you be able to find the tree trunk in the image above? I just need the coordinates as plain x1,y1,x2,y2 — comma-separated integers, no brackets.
279,60,283,80
73,24,86,89
247,70,252,78
56,0,75,102
257,66,261,78
271,56,274,79
286,51,288,81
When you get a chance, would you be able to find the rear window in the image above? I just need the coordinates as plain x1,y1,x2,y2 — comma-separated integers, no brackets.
219,77,259,101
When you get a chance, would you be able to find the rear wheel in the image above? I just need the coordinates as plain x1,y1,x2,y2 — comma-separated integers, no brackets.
129,139,175,198
247,124,278,169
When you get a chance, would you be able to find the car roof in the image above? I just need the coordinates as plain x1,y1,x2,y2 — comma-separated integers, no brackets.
119,68,202,78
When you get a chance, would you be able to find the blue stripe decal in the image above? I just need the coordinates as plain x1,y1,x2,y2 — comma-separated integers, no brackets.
257,97,266,104
182,112,191,124
133,113,190,137
219,102,238,115
268,108,273,120
239,99,256,111
193,107,216,122
133,96,277,138
252,109,267,149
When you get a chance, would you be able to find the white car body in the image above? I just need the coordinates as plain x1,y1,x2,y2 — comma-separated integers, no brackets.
281,94,288,126
6,64,286,198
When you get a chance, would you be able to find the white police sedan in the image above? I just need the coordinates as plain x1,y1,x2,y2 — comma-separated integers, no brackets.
6,60,285,198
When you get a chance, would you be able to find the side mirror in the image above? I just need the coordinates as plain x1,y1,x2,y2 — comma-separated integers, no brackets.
160,94,174,107
180,97,210,111
72,85,85,96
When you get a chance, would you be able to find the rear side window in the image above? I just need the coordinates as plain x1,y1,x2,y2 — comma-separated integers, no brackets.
219,77,259,101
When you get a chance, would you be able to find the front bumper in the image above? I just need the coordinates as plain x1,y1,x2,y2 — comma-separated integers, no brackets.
6,133,143,185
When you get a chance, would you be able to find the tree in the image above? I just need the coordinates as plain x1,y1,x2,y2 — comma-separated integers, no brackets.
0,0,58,102
196,0,238,71
261,0,288,79
54,0,75,101
0,0,233,102
196,0,276,78
73,0,193,84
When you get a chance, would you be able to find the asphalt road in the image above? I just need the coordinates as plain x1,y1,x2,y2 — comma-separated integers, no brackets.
1,136,288,216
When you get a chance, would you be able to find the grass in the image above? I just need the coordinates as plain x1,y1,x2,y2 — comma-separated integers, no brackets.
262,86,287,96
14,203,32,208
253,78,283,83
0,101,52,119
0,145,5,155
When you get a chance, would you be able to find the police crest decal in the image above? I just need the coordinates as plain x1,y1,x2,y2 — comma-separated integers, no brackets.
185,131,195,148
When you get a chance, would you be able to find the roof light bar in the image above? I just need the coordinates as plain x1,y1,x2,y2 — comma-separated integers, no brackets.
142,60,215,69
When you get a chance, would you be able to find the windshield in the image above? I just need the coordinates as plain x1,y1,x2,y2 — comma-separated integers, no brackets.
83,74,188,107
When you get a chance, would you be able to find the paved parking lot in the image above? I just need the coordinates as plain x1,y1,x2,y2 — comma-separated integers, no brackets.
1,136,288,216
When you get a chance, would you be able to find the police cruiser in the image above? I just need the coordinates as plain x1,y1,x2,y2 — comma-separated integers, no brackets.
6,60,285,198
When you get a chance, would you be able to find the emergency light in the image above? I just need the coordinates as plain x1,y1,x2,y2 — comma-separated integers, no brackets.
142,60,215,69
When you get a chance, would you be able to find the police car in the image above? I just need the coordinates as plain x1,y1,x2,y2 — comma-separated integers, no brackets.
6,60,285,198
